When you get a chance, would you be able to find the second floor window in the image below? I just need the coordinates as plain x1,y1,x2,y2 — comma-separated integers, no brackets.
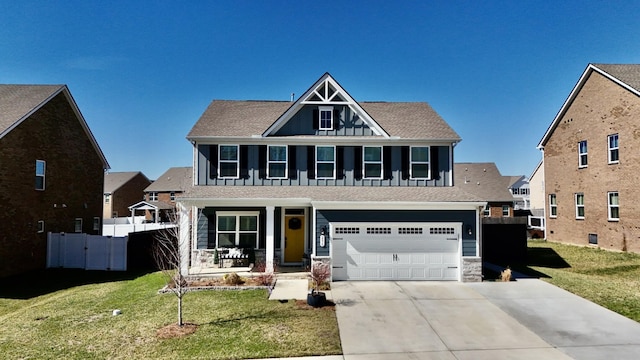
549,194,557,218
170,192,176,201
608,134,619,164
149,192,158,201
104,194,110,204
316,146,335,179
502,205,509,217
93,217,101,231
74,218,83,233
608,192,619,221
363,146,382,179
575,193,585,219
578,140,588,168
268,145,288,179
319,106,333,130
410,146,430,179
35,160,46,190
219,145,239,178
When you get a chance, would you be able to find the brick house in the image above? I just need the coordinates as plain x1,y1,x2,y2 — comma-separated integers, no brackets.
453,163,515,218
179,73,485,281
538,64,640,252
103,171,151,219
137,167,191,222
0,85,109,277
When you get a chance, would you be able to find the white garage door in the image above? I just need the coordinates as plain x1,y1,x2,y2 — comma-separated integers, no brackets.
331,222,461,281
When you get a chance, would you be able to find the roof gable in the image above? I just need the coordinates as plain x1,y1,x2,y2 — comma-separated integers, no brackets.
538,63,640,148
0,84,110,169
262,73,389,137
104,171,148,193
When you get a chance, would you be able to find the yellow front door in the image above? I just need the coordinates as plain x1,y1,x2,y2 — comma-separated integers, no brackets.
284,215,305,263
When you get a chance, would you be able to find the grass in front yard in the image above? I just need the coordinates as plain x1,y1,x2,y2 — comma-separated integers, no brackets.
515,240,640,322
0,270,341,359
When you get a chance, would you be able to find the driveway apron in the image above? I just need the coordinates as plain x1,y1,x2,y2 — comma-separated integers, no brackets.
332,281,573,360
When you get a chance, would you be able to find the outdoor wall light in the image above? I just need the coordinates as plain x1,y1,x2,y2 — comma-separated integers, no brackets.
320,226,327,247
467,225,473,235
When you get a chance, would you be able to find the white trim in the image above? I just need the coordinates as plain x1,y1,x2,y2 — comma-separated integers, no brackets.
189,137,457,146
315,145,336,179
282,208,308,265
74,218,83,233
363,146,383,179
549,194,557,218
267,144,288,179
607,191,620,221
218,144,240,179
35,159,46,191
608,134,619,164
410,146,431,180
575,193,585,219
215,211,261,249
578,140,588,168
318,106,334,130
37,220,45,233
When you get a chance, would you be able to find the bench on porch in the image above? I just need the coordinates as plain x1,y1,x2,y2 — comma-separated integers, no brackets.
217,247,253,268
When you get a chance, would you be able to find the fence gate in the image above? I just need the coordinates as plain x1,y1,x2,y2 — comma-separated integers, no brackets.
47,233,128,271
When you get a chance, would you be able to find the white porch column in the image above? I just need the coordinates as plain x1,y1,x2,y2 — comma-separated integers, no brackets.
178,203,190,276
265,206,275,273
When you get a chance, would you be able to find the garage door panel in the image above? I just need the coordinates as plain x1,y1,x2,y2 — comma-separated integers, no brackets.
334,222,461,281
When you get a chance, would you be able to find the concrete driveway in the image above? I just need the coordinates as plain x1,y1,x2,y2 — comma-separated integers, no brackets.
332,279,640,360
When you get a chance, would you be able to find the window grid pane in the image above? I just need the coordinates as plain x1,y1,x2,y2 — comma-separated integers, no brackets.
410,147,430,179
609,134,619,163
363,146,382,178
316,146,335,179
268,146,287,178
216,214,259,249
578,141,588,167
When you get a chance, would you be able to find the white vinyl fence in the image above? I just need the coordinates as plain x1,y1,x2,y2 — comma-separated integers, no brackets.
47,233,128,271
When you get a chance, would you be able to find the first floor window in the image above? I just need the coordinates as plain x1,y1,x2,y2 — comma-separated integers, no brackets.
502,205,509,217
74,218,83,233
93,217,101,231
35,160,46,190
608,134,619,164
363,146,382,178
316,146,335,179
37,220,45,233
410,146,430,179
104,194,110,204
483,204,490,217
575,193,585,219
268,145,288,178
170,192,176,201
578,140,588,168
216,212,259,249
219,145,239,178
549,194,557,218
608,192,619,220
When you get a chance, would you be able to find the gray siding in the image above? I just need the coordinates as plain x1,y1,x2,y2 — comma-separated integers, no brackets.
316,210,477,257
275,105,379,136
197,144,452,187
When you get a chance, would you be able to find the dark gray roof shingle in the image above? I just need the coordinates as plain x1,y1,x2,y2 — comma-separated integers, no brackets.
453,163,514,202
593,64,640,92
104,172,148,193
145,167,192,192
0,85,64,135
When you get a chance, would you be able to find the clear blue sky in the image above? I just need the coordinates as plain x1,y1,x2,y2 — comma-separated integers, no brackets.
3,1,640,180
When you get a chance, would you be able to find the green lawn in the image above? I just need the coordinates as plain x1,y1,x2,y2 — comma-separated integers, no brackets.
0,270,341,359
511,240,640,322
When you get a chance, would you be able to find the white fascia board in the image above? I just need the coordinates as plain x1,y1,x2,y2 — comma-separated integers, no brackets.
177,197,312,208
188,136,458,146
311,201,486,211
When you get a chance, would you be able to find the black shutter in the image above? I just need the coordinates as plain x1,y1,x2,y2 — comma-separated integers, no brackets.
354,146,363,180
336,146,344,179
307,146,315,179
333,109,340,130
383,146,392,180
209,145,218,179
312,109,319,130
401,146,409,180
240,145,249,179
258,145,267,179
288,146,297,180
430,146,439,180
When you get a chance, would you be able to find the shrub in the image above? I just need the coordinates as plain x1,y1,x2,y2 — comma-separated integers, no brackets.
310,261,331,292
252,261,276,287
223,272,244,285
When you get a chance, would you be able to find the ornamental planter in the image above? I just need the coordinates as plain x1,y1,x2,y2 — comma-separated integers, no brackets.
306,290,326,307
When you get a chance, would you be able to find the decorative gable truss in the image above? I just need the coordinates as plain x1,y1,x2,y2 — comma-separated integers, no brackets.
262,73,389,137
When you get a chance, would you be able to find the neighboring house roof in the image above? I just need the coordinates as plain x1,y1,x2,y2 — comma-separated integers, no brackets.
453,163,514,202
538,63,640,148
104,171,149,193
145,167,193,192
0,84,110,169
187,73,461,142
180,185,484,205
129,200,174,211
506,175,528,189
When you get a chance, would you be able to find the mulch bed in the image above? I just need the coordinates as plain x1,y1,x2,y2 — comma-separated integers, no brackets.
156,322,199,339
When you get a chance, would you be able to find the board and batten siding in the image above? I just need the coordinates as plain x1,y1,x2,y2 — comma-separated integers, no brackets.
315,210,477,257
196,144,452,187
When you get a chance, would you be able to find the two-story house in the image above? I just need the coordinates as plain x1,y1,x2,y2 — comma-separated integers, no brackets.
454,163,515,218
103,171,151,219
538,63,640,252
178,73,485,281
0,84,109,277
132,167,192,222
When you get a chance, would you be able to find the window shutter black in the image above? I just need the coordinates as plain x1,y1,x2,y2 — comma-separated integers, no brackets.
312,109,319,130
354,146,363,180
258,145,267,179
240,145,249,179
401,146,409,180
383,146,392,180
336,146,344,179
430,146,439,180
333,109,340,130
288,146,297,180
209,145,218,179
307,146,315,179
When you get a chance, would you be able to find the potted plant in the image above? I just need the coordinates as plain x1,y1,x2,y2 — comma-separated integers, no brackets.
307,261,330,307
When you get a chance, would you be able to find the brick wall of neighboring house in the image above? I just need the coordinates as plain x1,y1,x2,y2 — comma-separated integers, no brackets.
484,203,513,218
111,174,151,218
0,92,105,277
544,71,640,252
